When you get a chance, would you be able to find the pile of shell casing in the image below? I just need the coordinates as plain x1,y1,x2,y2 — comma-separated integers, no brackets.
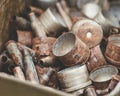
1,0,120,96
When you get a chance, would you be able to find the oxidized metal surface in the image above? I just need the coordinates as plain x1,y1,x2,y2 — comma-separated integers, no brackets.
105,34,120,68
29,12,46,38
82,3,119,36
56,2,72,30
32,37,56,58
90,65,118,90
23,49,39,84
40,55,58,67
40,68,55,85
86,45,107,72
5,40,23,68
108,74,120,91
17,30,33,47
39,8,67,37
13,66,25,81
84,86,97,96
0,51,14,73
57,64,91,92
53,32,90,66
72,19,103,48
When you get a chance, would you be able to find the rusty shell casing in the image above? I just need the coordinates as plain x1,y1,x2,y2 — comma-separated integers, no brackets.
17,30,33,47
17,43,37,63
32,37,56,58
57,64,92,92
14,16,32,31
36,66,59,89
13,66,25,81
86,45,107,72
40,68,55,85
17,43,36,57
23,49,39,84
39,8,67,37
53,32,90,66
40,55,58,67
56,2,72,30
90,65,118,90
0,51,14,73
29,12,46,38
5,40,23,68
108,74,120,91
105,34,120,68
72,19,103,48
84,86,97,96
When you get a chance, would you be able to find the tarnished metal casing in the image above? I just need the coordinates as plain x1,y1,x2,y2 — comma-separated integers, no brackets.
39,8,67,37
72,19,103,48
5,40,23,68
105,34,120,68
86,45,107,72
57,64,91,92
90,65,118,90
53,32,90,66
84,86,97,96
32,37,56,58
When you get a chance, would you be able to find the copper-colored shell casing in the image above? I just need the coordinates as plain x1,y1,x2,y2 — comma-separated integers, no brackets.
105,34,120,68
53,32,90,66
72,19,103,48
86,45,107,72
90,65,118,90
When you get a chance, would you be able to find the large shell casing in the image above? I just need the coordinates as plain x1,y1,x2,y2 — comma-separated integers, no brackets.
105,34,120,68
72,19,103,48
39,8,67,37
90,65,118,90
53,32,90,66
57,64,91,92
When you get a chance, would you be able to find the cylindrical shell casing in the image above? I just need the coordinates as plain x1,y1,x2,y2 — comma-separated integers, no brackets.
23,49,39,84
84,86,97,96
105,34,120,68
56,2,72,30
0,51,14,73
90,65,118,90
53,32,90,66
72,19,103,48
17,30,33,47
86,45,107,72
5,40,23,68
39,8,67,37
57,64,92,92
29,12,46,38
108,75,120,91
13,66,25,81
